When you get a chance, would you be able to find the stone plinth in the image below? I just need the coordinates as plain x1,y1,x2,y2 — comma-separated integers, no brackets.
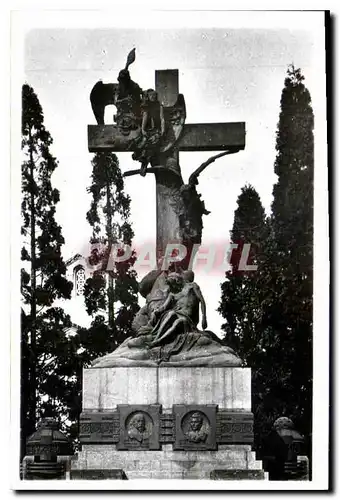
83,366,251,411
71,366,264,480
71,444,264,480
22,455,72,480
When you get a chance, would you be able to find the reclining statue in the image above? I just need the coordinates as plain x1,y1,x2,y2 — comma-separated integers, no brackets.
92,269,241,368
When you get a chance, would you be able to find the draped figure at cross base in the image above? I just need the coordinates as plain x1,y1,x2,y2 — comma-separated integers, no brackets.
92,268,241,368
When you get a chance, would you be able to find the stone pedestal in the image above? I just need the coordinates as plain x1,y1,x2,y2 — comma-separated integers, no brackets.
83,366,251,410
71,366,265,480
71,444,264,480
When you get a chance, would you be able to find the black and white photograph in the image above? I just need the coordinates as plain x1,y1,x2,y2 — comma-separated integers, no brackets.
9,6,329,491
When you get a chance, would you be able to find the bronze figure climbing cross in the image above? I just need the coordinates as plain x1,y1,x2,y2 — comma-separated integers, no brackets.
88,69,245,262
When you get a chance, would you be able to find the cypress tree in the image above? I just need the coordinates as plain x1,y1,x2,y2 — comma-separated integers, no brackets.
82,152,139,352
268,65,314,438
21,84,73,452
219,184,268,363
219,66,313,453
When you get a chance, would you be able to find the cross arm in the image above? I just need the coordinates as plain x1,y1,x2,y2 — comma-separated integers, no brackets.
177,122,246,152
88,125,139,153
87,122,245,153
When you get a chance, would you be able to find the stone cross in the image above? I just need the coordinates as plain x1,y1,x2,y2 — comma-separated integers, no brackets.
88,69,245,263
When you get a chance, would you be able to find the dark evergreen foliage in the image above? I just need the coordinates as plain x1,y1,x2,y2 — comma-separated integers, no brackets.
21,84,74,455
81,152,139,349
219,66,314,456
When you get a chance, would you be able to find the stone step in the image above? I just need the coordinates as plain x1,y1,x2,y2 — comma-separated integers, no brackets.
72,448,265,475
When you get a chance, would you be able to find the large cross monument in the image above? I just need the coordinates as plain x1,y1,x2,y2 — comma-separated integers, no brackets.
70,51,265,481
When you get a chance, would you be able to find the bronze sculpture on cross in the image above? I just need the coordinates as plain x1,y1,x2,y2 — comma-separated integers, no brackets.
88,49,246,368
88,49,245,268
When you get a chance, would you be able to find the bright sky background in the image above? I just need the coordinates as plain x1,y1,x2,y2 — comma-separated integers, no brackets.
21,12,323,333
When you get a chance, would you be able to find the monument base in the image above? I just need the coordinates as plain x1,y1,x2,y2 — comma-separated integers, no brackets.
71,444,264,480
71,366,266,480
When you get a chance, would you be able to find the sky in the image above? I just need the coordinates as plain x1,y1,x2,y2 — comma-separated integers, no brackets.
20,12,323,333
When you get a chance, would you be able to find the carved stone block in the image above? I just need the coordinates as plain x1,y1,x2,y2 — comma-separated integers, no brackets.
216,411,254,444
210,469,265,480
79,412,120,444
117,404,161,451
173,404,217,451
70,469,127,480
